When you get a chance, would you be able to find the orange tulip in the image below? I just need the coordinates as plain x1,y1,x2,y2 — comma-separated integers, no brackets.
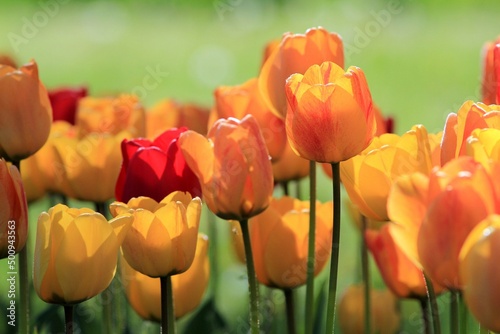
0,159,28,258
75,94,145,138
258,27,344,118
365,224,444,298
388,157,500,290
0,54,17,67
260,39,280,69
481,37,500,105
338,285,400,334
0,60,52,161
248,196,332,289
179,114,273,220
285,61,375,163
459,214,500,332
211,78,287,161
121,234,210,321
110,192,202,278
146,99,210,139
441,100,500,166
341,125,433,221
272,140,309,183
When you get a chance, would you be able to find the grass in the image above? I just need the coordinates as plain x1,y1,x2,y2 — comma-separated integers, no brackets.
1,0,500,332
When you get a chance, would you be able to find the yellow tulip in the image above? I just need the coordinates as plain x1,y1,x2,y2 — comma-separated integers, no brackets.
121,234,210,321
338,285,400,334
33,204,132,304
460,214,500,332
110,192,202,277
249,196,333,289
340,124,434,221
467,128,500,166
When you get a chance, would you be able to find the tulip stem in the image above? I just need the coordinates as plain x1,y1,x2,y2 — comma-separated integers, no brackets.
450,290,459,334
208,211,219,300
326,162,342,333
361,215,371,334
281,181,290,196
423,272,441,334
14,160,29,334
160,275,176,334
419,297,431,334
284,289,297,334
64,305,74,334
239,219,260,334
459,291,467,333
305,160,316,334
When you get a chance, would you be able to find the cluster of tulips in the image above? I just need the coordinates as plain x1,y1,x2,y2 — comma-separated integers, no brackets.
1,27,499,334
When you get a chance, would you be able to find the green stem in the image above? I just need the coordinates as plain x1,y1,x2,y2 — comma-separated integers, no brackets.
281,181,290,196
284,289,297,334
361,215,370,334
419,297,431,334
450,290,459,334
423,272,441,334
160,276,176,334
305,160,316,334
64,304,74,334
459,291,467,333
326,162,342,333
14,160,29,334
208,211,219,301
239,219,260,334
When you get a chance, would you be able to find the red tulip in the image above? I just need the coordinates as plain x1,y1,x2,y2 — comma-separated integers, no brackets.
115,128,201,203
48,86,88,125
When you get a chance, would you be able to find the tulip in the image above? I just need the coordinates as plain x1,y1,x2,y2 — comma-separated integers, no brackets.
285,61,375,163
260,39,280,69
481,37,500,105
110,192,202,278
341,124,434,221
146,99,210,139
338,285,400,334
33,204,133,304
115,127,201,203
53,131,130,202
388,156,500,290
0,60,52,161
466,128,500,166
211,78,287,161
258,27,344,117
179,114,273,221
121,234,210,321
0,159,28,258
441,100,500,166
365,224,444,298
459,214,500,332
75,94,145,138
249,196,333,289
0,54,17,67
272,140,309,183
48,86,88,125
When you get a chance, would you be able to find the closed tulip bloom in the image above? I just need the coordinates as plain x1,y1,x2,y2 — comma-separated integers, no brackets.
258,27,344,117
53,131,130,202
110,192,202,278
115,127,201,203
338,285,400,334
0,60,52,161
365,224,444,298
179,115,273,220
341,125,433,221
272,140,309,183
75,94,145,138
286,61,375,163
459,214,500,332
481,37,500,105
33,204,133,304
250,196,333,289
467,128,500,165
211,78,287,161
441,100,500,166
0,159,28,258
121,234,210,321
48,86,88,125
146,99,210,139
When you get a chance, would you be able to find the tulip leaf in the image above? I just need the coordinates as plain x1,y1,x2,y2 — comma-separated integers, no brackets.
34,303,64,333
314,281,328,334
181,298,227,334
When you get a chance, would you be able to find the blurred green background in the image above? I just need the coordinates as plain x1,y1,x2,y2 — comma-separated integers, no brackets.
1,0,500,333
